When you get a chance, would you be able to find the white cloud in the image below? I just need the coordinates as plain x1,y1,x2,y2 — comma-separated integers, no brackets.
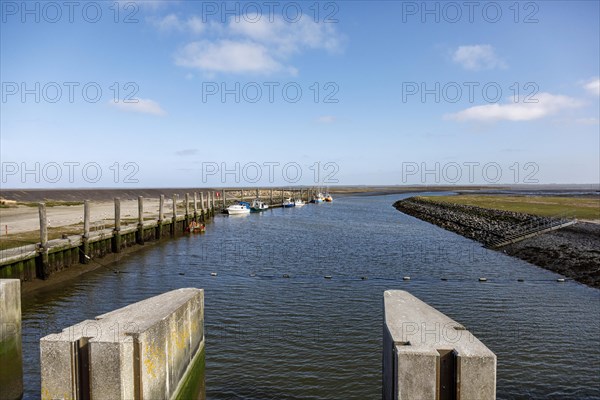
576,117,599,125
158,12,343,76
316,115,336,124
452,45,506,71
583,78,600,96
176,149,198,156
175,40,285,75
110,99,166,116
445,93,581,122
229,14,342,55
150,14,205,34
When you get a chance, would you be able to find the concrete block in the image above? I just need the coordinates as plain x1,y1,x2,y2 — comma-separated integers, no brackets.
0,279,23,400
40,288,204,400
383,290,496,400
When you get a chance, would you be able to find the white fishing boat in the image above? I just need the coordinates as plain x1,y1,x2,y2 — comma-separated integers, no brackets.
311,193,324,203
282,198,295,208
294,199,306,207
226,202,251,215
251,199,269,212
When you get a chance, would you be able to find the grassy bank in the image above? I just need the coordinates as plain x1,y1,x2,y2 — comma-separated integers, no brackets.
421,195,599,221
0,219,140,251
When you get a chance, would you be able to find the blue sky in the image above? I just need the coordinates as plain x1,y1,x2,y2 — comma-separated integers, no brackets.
1,0,599,187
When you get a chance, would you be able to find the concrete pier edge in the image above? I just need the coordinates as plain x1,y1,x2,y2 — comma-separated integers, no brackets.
40,288,205,400
383,290,496,400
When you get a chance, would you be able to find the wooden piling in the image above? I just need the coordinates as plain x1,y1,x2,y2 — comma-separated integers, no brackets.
38,203,50,279
81,200,90,264
171,194,178,236
222,190,226,209
185,193,190,220
157,195,164,238
200,192,205,221
112,198,122,253
193,192,198,220
137,196,144,245
83,201,90,239
270,189,273,205
39,203,48,247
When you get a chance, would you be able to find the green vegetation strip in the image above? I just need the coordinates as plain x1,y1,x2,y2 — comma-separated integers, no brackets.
0,225,84,251
420,195,600,220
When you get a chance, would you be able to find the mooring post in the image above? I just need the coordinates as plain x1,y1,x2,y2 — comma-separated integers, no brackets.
193,192,198,221
240,189,244,202
0,279,23,400
222,190,226,209
185,193,190,219
37,203,50,279
137,196,144,245
112,198,121,253
171,194,178,236
200,192,205,222
256,188,259,200
281,188,284,204
270,189,273,205
184,193,190,231
79,200,91,264
212,191,217,215
158,195,165,239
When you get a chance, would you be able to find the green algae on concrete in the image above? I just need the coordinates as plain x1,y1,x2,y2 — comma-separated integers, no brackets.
172,345,206,400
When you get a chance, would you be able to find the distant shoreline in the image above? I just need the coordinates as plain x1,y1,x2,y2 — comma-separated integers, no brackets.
2,184,598,202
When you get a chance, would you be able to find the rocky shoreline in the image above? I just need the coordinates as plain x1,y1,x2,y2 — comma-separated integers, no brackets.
394,197,600,288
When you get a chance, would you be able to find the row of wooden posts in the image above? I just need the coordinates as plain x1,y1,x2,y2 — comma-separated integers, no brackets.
37,191,219,249
35,188,319,252
3,188,323,281
220,188,317,206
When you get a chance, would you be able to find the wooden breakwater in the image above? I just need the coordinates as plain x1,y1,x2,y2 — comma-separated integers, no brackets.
0,191,218,282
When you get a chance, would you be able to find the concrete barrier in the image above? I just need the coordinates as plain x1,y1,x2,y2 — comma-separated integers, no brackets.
41,288,205,400
383,290,496,400
0,279,23,400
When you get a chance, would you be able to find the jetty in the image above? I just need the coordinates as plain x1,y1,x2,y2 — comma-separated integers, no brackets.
0,188,325,284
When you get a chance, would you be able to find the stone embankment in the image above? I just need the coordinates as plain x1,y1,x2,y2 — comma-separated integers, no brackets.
394,197,600,288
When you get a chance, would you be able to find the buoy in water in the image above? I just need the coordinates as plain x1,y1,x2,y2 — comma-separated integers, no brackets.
210,272,217,277
441,278,448,281
179,272,185,276
361,276,368,280
283,274,290,278
557,278,565,283
403,276,411,281
249,273,256,277
324,275,332,279
479,277,488,282
517,278,524,282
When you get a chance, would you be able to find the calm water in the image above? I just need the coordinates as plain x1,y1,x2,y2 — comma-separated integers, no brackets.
21,194,600,399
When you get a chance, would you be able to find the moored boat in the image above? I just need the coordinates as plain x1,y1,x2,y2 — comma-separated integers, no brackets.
324,193,333,202
251,199,269,212
294,199,305,207
311,193,325,203
282,198,295,208
226,202,251,215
